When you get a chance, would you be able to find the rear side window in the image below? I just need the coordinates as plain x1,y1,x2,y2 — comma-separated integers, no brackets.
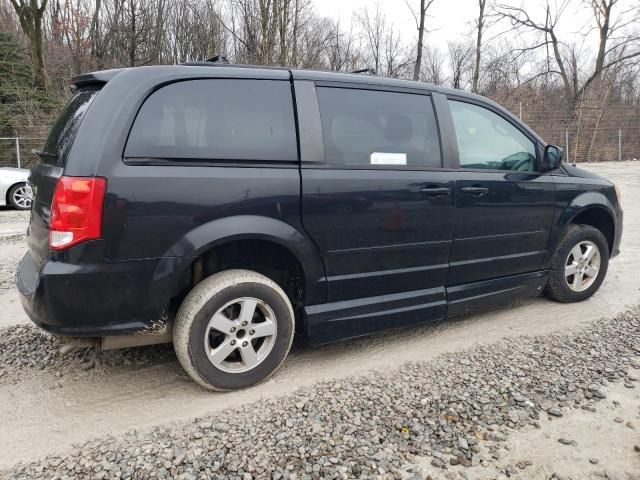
316,87,441,168
41,88,100,167
125,79,297,162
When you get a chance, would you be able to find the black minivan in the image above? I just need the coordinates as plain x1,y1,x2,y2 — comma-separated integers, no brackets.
17,62,622,390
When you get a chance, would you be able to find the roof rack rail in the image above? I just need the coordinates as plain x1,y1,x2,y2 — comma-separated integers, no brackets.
206,54,230,64
351,68,377,75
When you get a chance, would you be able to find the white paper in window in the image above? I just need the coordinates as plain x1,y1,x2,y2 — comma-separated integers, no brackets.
370,152,407,166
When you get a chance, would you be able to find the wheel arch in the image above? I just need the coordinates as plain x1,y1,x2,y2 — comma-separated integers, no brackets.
560,190,616,254
544,191,617,268
568,206,615,254
151,215,326,321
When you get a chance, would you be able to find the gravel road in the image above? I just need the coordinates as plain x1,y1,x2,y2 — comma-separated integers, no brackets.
0,162,639,477
5,308,640,479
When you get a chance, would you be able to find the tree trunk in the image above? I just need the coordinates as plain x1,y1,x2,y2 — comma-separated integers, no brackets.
585,46,625,161
412,0,425,81
90,0,101,59
472,0,485,93
290,0,299,66
128,0,136,67
31,13,46,89
277,0,290,65
9,0,49,91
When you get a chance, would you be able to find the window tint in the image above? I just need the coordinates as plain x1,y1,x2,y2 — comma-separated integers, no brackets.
125,79,297,162
449,100,537,171
316,87,441,168
41,88,100,166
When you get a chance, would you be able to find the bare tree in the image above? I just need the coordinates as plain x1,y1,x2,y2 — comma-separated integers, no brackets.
383,23,411,77
495,0,640,106
421,44,444,84
584,46,630,160
327,17,356,71
2,0,640,166
275,0,291,65
472,0,486,92
357,5,385,73
9,0,49,90
448,40,473,89
405,0,436,80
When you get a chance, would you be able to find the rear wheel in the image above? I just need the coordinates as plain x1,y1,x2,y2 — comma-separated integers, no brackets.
8,183,31,210
545,224,609,303
173,269,295,391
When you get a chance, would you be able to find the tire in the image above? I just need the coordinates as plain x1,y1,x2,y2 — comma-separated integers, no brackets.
545,224,609,303
8,183,32,210
173,269,295,391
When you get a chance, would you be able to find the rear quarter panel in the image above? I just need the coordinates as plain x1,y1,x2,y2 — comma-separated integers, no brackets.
69,67,326,305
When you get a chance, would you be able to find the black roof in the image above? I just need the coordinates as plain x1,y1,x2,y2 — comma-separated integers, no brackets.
72,62,456,96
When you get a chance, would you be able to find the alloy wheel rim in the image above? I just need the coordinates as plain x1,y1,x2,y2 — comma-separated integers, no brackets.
564,240,601,292
13,186,32,209
204,297,277,373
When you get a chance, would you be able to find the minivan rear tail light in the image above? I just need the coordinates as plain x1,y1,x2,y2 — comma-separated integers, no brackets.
50,176,107,251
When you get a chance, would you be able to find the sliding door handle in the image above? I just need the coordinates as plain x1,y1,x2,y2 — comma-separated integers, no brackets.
419,186,451,196
461,186,489,196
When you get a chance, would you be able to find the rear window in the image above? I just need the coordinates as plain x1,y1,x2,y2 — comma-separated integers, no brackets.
124,79,297,163
41,88,100,166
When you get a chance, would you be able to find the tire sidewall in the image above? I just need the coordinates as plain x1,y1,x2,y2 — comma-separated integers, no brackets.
9,183,30,211
186,281,293,390
550,226,609,302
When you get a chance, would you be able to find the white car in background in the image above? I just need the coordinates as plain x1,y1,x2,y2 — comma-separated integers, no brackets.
0,167,32,210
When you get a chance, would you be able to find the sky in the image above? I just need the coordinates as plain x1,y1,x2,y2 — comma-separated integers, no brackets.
312,0,628,55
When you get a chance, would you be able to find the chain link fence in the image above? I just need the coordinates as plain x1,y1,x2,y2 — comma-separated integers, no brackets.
0,137,45,169
501,100,640,163
546,127,639,163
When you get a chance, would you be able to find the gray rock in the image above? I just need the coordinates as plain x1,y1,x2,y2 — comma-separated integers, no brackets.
504,464,516,476
457,437,469,451
558,438,578,446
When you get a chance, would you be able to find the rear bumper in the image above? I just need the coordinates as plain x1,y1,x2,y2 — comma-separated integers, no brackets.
16,251,171,337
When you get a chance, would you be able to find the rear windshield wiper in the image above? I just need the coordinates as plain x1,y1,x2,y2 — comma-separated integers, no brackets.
31,149,58,159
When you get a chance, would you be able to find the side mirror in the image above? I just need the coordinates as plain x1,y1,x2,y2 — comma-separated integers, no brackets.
542,145,563,171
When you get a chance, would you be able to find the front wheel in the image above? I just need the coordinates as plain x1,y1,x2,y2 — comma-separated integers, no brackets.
545,224,609,303
173,269,295,391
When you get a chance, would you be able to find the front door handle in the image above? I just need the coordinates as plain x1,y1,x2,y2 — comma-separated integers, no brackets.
419,186,451,196
461,186,489,196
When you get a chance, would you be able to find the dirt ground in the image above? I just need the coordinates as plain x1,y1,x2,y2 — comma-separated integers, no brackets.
0,161,638,472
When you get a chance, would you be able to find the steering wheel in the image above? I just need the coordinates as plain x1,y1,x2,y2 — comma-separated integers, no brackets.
512,157,532,171
501,153,532,171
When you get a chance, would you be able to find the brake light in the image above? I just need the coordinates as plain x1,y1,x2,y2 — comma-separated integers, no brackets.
50,176,107,251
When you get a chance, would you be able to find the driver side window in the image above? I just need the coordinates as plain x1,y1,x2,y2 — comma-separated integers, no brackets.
449,100,536,171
